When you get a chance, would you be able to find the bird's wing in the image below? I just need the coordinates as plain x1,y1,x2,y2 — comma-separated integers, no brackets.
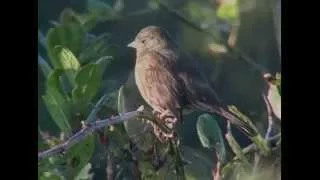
176,56,222,108
176,56,257,137
139,52,183,117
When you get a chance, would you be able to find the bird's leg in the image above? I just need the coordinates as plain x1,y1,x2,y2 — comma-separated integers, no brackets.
151,110,177,142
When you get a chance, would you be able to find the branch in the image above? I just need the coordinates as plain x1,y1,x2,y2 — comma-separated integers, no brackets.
262,93,274,140
38,105,159,160
232,133,281,161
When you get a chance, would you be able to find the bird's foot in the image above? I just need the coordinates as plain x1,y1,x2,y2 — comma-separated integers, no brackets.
153,125,175,143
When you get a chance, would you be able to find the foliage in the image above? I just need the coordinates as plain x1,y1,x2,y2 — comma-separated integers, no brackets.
38,1,281,179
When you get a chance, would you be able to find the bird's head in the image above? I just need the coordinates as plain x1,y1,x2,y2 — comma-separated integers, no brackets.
127,26,174,52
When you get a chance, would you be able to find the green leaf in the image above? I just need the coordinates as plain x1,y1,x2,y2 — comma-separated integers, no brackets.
38,170,64,180
38,30,47,48
86,94,109,123
87,0,114,19
217,0,239,23
65,135,95,179
225,133,250,166
75,14,98,32
72,64,101,107
183,146,213,179
46,23,84,68
113,0,124,12
118,72,154,151
79,33,111,64
43,70,71,132
75,163,93,180
55,47,81,87
38,55,52,79
196,113,226,163
95,56,113,76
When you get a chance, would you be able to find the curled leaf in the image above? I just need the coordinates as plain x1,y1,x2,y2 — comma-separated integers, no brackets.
196,113,226,163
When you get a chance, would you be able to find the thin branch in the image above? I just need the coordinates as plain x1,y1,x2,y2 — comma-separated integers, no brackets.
38,106,157,160
170,139,186,180
232,133,281,161
262,93,274,140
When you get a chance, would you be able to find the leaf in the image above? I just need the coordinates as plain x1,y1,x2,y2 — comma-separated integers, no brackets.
38,170,64,180
221,161,248,180
74,13,98,32
113,0,124,12
225,133,250,166
87,0,114,19
75,163,94,180
95,56,113,75
217,0,239,24
164,146,213,180
267,80,281,120
78,33,111,64
196,113,226,163
46,23,85,68
38,55,52,79
38,30,47,48
55,47,81,87
43,70,71,132
65,135,95,179
86,94,109,123
117,72,154,151
72,64,101,107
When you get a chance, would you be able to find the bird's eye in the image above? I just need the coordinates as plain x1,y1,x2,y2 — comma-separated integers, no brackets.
142,40,145,43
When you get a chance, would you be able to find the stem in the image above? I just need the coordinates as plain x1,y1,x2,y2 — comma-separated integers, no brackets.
170,139,186,180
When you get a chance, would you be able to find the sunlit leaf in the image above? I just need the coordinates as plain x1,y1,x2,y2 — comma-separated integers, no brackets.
217,0,239,24
43,70,71,132
46,23,85,68
75,163,94,180
55,47,81,87
38,170,64,180
196,113,226,163
65,135,95,179
267,83,281,120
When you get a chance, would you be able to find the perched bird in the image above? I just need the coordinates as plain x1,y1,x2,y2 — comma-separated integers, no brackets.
127,26,256,142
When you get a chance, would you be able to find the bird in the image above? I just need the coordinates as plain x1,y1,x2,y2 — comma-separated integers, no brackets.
127,25,256,142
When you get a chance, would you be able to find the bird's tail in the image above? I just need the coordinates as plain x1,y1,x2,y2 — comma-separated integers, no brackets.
193,103,258,138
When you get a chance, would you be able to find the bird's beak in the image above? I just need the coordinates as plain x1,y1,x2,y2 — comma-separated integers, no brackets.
127,40,137,48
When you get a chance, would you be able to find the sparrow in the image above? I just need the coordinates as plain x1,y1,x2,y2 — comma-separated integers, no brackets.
127,26,256,142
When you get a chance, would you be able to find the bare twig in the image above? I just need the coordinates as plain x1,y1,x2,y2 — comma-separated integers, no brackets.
252,152,261,175
170,139,186,180
38,106,154,160
262,93,274,140
232,133,281,161
106,153,114,180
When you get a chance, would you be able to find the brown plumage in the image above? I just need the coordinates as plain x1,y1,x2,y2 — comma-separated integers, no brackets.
128,26,256,142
